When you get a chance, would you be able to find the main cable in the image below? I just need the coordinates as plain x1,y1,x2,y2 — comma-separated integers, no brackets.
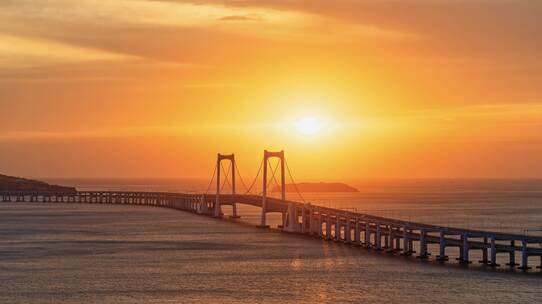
205,163,217,194
285,158,306,203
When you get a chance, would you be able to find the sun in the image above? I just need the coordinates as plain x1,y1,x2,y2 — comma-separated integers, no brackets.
294,116,323,136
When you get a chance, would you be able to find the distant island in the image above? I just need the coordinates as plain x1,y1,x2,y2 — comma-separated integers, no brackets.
0,174,76,193
271,182,359,193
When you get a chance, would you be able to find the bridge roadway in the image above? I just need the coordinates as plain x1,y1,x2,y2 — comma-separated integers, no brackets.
2,190,542,271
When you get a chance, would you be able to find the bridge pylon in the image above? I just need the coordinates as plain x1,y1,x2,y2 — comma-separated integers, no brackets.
215,153,238,218
260,150,292,229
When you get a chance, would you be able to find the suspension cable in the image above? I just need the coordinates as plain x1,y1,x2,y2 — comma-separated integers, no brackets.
245,158,263,194
220,162,232,192
259,159,280,196
269,159,282,194
234,162,249,193
285,158,306,203
205,163,217,194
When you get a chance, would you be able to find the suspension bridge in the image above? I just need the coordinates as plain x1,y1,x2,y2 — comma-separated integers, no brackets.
2,150,542,271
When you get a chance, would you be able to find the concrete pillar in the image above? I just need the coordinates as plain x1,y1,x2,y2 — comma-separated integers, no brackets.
301,207,306,234
490,236,499,266
375,224,382,250
479,237,489,264
318,211,323,237
506,240,518,266
365,223,371,247
326,217,332,240
457,234,464,261
460,233,470,264
519,240,530,270
283,203,298,233
354,220,361,244
402,225,410,255
335,215,341,241
437,230,448,261
387,226,394,253
418,230,428,259
345,217,351,243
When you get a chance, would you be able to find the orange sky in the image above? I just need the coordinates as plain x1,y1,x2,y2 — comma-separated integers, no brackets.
1,0,541,179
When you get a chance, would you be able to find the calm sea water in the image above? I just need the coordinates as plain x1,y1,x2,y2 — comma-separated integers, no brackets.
1,179,540,303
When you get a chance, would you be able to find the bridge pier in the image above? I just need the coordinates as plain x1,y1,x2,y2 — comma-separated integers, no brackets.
283,203,299,233
364,223,371,247
308,208,312,234
335,216,341,242
354,220,361,244
479,237,489,264
375,224,382,250
259,209,269,228
459,233,472,264
300,206,306,233
417,230,429,259
518,240,531,270
345,217,351,243
506,240,519,266
326,217,332,240
490,236,500,267
387,226,395,253
436,230,448,261
401,225,412,256
318,211,323,238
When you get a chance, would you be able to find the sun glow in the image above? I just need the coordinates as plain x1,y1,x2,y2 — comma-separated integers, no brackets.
294,117,323,136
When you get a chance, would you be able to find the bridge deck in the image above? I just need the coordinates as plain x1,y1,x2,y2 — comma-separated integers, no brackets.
2,190,542,270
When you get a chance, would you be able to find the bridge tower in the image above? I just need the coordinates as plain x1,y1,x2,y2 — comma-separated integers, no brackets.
260,150,298,232
214,153,238,218
260,150,288,228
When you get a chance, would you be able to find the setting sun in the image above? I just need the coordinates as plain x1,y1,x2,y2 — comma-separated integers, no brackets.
294,117,324,136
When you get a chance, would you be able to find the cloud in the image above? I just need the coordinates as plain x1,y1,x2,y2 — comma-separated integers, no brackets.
0,0,417,45
219,15,262,22
0,34,136,68
0,0,305,28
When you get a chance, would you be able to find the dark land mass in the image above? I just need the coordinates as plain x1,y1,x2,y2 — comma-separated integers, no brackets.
272,182,359,193
0,174,76,192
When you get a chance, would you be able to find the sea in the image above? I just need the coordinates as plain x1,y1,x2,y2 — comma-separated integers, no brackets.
1,178,541,303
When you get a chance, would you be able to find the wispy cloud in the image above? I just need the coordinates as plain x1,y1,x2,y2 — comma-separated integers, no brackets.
219,15,262,22
0,34,136,68
0,0,306,28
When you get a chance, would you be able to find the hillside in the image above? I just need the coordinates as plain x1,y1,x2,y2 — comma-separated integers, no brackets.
271,182,359,193
0,174,76,192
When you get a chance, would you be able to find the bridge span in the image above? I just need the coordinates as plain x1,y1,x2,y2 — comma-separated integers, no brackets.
2,190,542,271
2,150,542,271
